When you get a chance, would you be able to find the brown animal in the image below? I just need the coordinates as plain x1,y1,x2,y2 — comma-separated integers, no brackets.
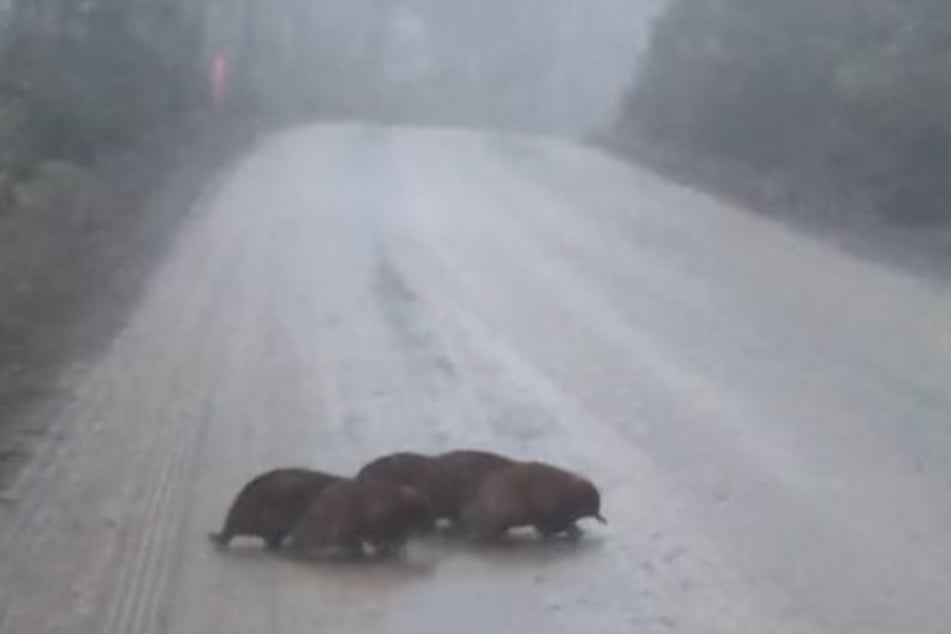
461,461,606,541
209,468,341,549
356,452,451,519
288,478,436,559
433,449,516,525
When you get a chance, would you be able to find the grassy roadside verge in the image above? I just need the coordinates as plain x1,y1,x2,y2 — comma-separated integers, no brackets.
594,133,951,286
0,112,260,487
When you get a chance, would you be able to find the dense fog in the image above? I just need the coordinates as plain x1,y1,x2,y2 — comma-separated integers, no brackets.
208,0,664,135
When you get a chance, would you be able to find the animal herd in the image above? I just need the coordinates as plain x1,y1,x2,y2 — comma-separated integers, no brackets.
210,449,606,560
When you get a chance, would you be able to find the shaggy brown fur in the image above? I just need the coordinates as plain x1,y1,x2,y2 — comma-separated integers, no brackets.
355,452,452,519
288,478,436,559
209,468,341,549
433,450,516,524
461,461,606,541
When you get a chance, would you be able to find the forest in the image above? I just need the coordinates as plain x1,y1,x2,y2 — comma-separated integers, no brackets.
0,1,652,431
614,0,951,226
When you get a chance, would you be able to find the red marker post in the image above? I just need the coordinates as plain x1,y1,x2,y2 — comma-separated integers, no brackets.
211,53,229,106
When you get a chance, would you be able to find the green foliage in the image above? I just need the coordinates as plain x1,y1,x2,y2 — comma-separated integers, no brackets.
0,102,31,175
0,0,205,167
620,0,951,223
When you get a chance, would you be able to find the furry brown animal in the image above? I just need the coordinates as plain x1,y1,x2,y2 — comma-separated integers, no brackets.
461,461,606,541
287,478,436,559
209,468,341,549
433,450,516,524
355,452,451,519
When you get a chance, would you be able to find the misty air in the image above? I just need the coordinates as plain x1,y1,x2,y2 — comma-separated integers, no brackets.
0,2,949,633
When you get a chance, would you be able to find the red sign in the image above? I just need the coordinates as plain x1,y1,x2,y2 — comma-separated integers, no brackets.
211,54,229,105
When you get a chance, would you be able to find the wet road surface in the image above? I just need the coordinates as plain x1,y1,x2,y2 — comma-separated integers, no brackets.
1,125,950,633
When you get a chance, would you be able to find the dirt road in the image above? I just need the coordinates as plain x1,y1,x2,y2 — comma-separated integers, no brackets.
1,125,950,633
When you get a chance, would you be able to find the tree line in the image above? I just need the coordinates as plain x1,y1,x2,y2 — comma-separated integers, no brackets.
0,0,654,182
0,0,208,173
614,0,951,225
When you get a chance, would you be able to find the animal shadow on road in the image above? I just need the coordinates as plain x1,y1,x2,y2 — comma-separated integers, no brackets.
214,541,439,581
421,527,606,566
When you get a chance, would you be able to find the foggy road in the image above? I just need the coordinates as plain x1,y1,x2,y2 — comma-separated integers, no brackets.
1,125,951,634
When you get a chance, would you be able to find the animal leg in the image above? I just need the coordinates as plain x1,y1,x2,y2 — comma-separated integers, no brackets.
472,524,507,543
564,523,583,540
344,539,366,561
535,521,582,540
208,530,233,547
534,524,559,540
265,533,285,550
442,515,467,536
372,540,397,559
